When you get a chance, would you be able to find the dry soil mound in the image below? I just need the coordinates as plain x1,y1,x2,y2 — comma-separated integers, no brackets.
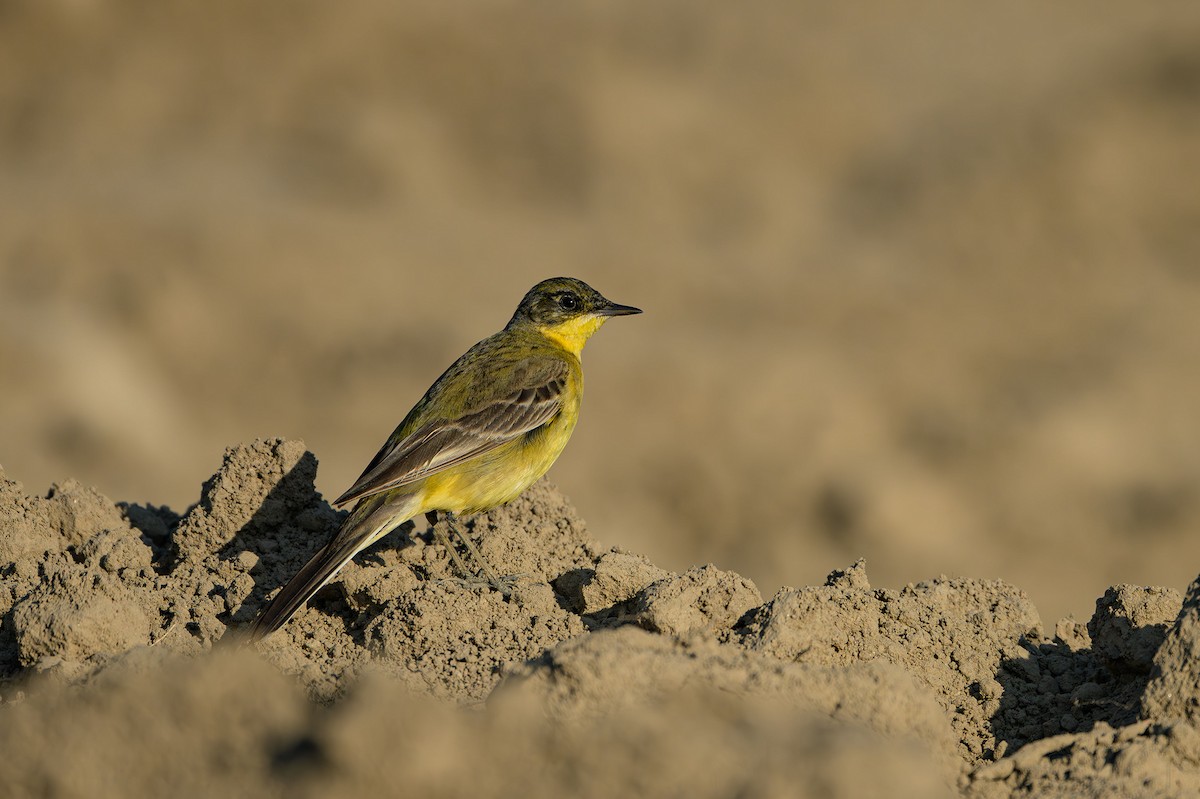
2,438,1199,798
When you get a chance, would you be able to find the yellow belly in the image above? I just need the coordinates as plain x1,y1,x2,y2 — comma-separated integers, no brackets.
417,408,578,515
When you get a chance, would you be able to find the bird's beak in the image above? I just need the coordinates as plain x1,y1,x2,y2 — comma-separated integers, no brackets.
598,301,642,317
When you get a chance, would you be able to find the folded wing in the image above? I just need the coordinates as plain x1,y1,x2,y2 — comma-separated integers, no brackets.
333,359,568,507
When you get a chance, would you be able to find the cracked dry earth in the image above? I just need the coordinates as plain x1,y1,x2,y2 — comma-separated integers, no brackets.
2,438,1199,798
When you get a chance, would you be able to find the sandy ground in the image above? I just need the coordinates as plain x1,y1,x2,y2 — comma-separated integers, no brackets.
3,1,1200,795
2,1,1200,626
3,438,1200,797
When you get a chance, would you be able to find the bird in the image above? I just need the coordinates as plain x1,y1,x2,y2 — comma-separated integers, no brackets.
246,277,641,640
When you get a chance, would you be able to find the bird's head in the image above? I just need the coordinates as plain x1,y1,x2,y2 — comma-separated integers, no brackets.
508,277,641,354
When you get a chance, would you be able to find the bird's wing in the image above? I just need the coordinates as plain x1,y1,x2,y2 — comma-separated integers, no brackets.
333,357,569,507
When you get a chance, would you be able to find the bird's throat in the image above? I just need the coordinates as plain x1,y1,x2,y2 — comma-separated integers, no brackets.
538,315,606,356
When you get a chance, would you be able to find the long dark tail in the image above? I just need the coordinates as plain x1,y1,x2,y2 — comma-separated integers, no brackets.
246,492,418,641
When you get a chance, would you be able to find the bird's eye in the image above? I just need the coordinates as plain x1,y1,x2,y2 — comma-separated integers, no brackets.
558,293,580,311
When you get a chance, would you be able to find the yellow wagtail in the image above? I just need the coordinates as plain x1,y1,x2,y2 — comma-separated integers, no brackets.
247,277,640,640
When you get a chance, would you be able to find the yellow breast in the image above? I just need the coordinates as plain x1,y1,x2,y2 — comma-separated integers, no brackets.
418,386,581,515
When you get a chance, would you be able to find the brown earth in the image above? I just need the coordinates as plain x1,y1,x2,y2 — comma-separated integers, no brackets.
3,438,1200,797
2,1,1200,629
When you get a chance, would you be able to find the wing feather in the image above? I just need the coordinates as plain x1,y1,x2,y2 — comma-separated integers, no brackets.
333,358,569,507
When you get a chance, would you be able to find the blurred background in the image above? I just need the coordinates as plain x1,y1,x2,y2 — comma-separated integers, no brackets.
2,0,1199,622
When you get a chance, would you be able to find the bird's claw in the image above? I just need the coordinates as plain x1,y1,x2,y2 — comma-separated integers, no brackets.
430,572,527,598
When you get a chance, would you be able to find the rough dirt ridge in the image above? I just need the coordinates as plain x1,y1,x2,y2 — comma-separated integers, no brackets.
1,438,1198,798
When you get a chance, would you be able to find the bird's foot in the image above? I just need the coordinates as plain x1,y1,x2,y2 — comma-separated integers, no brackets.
426,511,524,597
431,572,527,598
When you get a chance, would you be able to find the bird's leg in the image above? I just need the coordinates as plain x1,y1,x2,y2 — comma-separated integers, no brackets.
425,510,475,584
445,512,514,597
425,511,517,598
